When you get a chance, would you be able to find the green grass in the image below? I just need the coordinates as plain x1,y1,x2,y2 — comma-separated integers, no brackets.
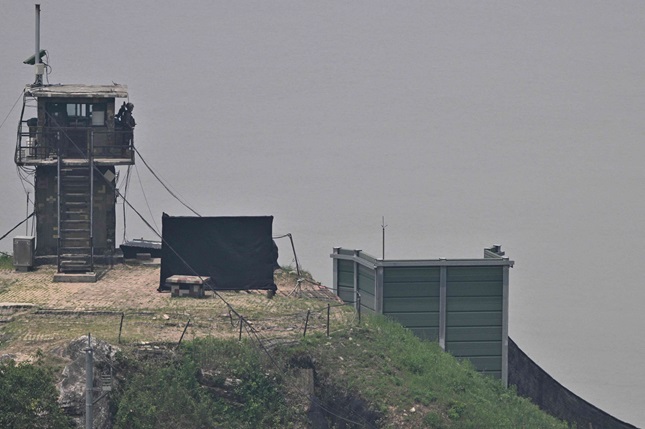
0,254,13,270
112,338,301,429
110,315,568,428
279,314,569,428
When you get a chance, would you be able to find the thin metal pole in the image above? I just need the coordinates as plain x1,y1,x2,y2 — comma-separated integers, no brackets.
34,5,42,86
303,310,311,337
89,131,94,272
381,216,387,260
26,192,29,235
177,318,190,347
118,312,124,344
357,293,361,325
238,316,244,341
288,233,301,277
85,333,93,429
326,304,330,337
56,149,61,273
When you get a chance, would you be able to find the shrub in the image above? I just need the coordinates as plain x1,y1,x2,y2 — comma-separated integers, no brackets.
0,359,73,429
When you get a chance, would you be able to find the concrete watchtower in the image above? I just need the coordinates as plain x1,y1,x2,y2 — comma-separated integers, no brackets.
14,6,135,278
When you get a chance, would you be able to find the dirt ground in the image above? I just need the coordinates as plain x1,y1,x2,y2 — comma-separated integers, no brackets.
0,263,347,361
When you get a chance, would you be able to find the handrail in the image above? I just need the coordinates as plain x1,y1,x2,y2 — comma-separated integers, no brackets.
15,93,28,165
15,126,134,164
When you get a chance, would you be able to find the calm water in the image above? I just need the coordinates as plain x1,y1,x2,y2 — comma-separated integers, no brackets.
1,2,644,425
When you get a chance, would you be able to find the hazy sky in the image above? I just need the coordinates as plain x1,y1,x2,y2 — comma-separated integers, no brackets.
1,1,644,425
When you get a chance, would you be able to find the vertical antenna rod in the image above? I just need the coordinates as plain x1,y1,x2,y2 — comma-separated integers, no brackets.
381,216,387,260
34,4,43,86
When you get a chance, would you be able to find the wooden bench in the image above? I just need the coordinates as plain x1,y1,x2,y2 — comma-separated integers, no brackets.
166,275,210,298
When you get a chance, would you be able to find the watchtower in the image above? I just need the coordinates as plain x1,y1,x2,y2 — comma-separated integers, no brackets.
12,5,136,278
15,85,135,275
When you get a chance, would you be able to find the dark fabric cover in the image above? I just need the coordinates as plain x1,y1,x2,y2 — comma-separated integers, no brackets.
120,240,162,259
159,215,277,291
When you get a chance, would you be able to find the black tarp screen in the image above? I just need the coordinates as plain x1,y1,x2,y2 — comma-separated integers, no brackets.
159,215,277,291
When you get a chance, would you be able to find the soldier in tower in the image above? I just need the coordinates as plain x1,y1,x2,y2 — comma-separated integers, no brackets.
116,102,136,145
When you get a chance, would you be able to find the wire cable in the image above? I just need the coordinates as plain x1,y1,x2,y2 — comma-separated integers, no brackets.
0,90,24,131
38,115,373,428
121,165,132,243
0,212,35,243
133,163,159,232
133,146,201,217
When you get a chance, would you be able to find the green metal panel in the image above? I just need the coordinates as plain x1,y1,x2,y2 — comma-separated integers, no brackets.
338,259,354,276
446,341,502,357
358,264,375,296
410,327,440,341
383,297,440,313
381,267,441,341
357,264,376,311
444,265,504,379
332,253,509,381
337,260,354,304
384,267,440,282
338,270,354,286
338,288,354,303
446,281,502,297
446,326,501,342
386,312,440,328
446,266,503,282
383,282,440,298
359,290,376,311
446,311,502,327
466,356,502,372
446,296,502,312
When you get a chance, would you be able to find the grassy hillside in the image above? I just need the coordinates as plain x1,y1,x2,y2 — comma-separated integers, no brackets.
111,314,568,429
0,265,567,427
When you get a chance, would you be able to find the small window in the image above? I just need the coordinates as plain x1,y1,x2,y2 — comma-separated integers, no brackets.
91,103,106,126
66,103,87,118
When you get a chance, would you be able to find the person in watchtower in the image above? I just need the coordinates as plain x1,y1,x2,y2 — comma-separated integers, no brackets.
116,102,136,145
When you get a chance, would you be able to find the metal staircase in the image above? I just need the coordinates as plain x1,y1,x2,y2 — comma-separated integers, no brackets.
58,163,94,273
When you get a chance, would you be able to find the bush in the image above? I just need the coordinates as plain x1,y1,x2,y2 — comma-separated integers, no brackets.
113,338,292,429
0,359,73,429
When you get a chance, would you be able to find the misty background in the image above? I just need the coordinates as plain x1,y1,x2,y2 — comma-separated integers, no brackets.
1,1,644,425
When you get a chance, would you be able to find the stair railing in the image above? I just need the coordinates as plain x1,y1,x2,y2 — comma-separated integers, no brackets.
56,145,62,273
89,131,95,273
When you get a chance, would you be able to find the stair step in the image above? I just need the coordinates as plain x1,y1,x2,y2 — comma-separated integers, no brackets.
61,221,90,226
60,240,91,245
60,171,88,176
61,214,89,219
60,259,90,265
60,265,91,269
59,248,92,255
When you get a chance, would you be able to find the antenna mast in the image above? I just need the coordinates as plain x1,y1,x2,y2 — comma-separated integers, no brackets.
381,216,387,259
34,4,43,86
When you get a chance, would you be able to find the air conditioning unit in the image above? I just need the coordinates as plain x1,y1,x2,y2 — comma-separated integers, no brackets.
13,236,35,272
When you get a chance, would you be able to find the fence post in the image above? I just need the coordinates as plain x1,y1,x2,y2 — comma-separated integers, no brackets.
118,312,124,344
177,318,190,347
326,303,330,337
238,316,244,341
357,293,361,325
303,310,311,337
